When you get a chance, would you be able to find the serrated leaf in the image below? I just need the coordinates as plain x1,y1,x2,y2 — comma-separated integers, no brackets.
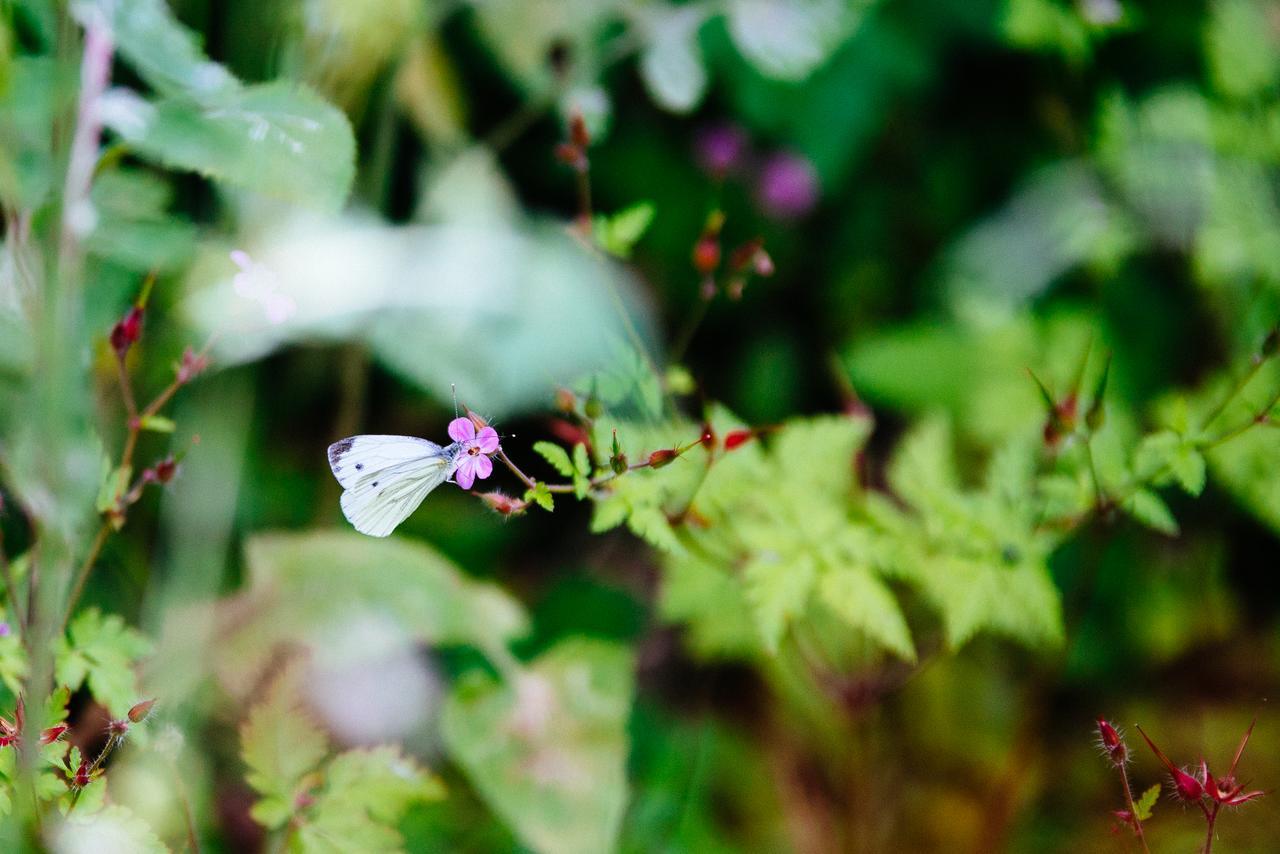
442,639,633,854
818,567,915,662
524,482,555,512
593,202,656,260
240,671,327,830
572,442,591,476
533,441,575,477
51,804,167,853
744,554,817,653
1123,489,1179,536
1135,783,1160,821
122,82,355,211
54,610,152,716
1169,444,1207,496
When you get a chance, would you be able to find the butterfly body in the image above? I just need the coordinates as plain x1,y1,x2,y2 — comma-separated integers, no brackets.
327,435,462,537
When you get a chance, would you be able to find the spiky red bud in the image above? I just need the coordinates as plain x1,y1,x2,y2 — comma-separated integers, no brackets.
724,429,754,451
39,724,68,745
127,699,156,723
477,492,528,516
647,448,677,468
1096,718,1128,766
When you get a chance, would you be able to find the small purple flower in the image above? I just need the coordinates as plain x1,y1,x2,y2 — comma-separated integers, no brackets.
695,124,748,177
757,151,820,220
230,249,296,326
0,623,9,638
449,417,500,490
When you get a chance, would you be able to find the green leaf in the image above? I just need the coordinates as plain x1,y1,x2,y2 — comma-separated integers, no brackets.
241,671,327,830
743,554,817,654
137,414,176,434
123,82,356,211
52,805,167,853
524,482,555,512
1205,0,1280,100
95,464,131,514
78,0,236,99
1123,489,1180,536
223,533,529,688
533,441,575,477
54,609,152,716
1169,444,1207,496
572,442,592,476
0,634,28,697
593,202,656,260
86,168,196,273
818,567,916,662
1135,783,1160,822
442,639,633,854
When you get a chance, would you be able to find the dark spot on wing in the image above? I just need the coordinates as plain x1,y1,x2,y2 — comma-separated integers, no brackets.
372,481,379,488
328,438,354,468
355,463,363,470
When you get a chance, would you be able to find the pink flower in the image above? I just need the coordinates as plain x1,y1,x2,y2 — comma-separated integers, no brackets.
449,417,499,489
756,151,820,220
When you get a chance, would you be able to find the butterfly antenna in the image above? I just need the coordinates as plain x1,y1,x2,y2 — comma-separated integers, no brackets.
451,383,458,419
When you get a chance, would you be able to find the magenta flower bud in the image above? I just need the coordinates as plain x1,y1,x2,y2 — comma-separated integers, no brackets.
1096,718,1128,766
757,151,819,220
695,124,747,177
110,306,144,356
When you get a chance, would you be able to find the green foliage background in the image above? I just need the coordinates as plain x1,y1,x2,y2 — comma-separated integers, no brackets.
3,0,1280,850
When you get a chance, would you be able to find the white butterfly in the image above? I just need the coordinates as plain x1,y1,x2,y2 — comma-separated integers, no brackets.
327,435,462,537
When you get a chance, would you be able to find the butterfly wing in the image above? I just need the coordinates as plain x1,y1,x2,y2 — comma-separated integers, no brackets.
327,435,457,537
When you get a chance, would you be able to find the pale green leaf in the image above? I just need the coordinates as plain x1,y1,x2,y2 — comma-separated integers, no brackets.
639,8,707,112
240,672,327,828
726,0,859,81
125,82,355,210
54,609,151,716
442,639,633,854
51,804,167,854
533,441,575,477
1123,489,1180,536
744,554,817,653
1205,0,1280,100
1135,783,1160,822
818,567,915,662
593,202,656,260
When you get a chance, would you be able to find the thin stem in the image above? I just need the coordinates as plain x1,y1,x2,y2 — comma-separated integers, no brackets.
58,17,113,269
669,288,712,367
168,758,201,853
495,448,537,491
60,522,110,635
1116,763,1151,854
69,731,121,810
115,353,137,420
1202,802,1219,854
574,165,592,233
1200,356,1264,433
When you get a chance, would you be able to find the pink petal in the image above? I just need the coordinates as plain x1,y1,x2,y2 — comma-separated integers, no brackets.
455,459,476,489
474,454,493,480
230,249,253,270
448,417,476,443
476,427,500,454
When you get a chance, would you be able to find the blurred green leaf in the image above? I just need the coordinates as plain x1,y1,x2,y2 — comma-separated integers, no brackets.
639,6,708,113
1122,488,1179,536
123,82,355,210
442,639,633,854
534,441,576,477
1205,0,1280,100
51,805,167,853
241,670,328,830
593,202,656,260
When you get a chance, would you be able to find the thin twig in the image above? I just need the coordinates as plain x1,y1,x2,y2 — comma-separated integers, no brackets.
60,522,110,635
1116,763,1151,854
114,353,137,420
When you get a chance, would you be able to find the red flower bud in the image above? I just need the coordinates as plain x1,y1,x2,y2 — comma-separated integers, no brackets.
692,237,720,276
647,448,678,468
753,248,775,277
127,699,156,723
107,718,129,737
1096,718,1128,766
477,491,527,516
700,423,716,450
39,723,68,745
152,458,178,484
72,759,92,788
1137,725,1203,801
110,306,144,356
724,429,755,451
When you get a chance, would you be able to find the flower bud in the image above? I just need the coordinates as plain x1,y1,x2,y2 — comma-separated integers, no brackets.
1096,718,1127,766
647,449,678,468
127,699,156,723
176,347,209,385
554,387,577,413
477,491,528,516
724,429,754,451
584,396,604,420
39,723,68,745
569,113,591,150
107,718,129,737
700,423,716,451
152,458,178,485
72,759,92,788
555,142,586,171
110,306,144,357
692,237,720,276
